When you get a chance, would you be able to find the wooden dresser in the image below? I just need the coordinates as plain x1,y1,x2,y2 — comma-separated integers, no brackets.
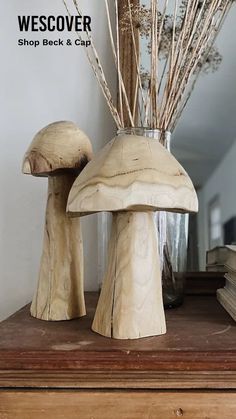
0,291,236,418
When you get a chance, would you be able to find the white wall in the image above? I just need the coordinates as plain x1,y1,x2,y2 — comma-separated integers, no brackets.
0,0,116,321
198,139,236,270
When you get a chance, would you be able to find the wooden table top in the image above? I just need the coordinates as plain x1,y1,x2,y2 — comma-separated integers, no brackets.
0,293,235,389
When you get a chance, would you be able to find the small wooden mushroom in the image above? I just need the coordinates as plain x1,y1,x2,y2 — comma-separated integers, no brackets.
22,121,93,321
67,134,198,339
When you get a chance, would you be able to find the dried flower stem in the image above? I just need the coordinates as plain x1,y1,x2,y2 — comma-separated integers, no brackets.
164,0,222,130
105,0,134,127
162,0,178,129
63,0,234,132
68,0,122,127
132,76,139,121
115,0,124,127
150,0,157,127
156,0,169,123
160,0,208,128
127,0,146,114
170,0,231,131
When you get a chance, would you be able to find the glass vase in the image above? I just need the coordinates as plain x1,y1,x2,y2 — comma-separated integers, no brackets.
116,127,189,308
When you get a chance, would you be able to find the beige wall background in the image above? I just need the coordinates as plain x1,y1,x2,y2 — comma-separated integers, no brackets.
0,0,116,321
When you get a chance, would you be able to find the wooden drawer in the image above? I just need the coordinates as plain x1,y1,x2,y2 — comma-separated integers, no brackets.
0,390,236,419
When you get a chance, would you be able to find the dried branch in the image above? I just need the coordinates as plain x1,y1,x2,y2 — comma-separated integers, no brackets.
104,0,134,127
62,0,235,133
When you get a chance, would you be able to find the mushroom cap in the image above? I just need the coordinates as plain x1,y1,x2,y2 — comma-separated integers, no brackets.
67,134,198,215
22,121,93,177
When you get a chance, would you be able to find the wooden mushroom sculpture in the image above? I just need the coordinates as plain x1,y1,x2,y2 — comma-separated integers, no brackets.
22,121,93,321
67,134,198,339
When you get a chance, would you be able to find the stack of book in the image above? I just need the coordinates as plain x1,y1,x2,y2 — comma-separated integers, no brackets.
207,246,236,321
206,246,228,272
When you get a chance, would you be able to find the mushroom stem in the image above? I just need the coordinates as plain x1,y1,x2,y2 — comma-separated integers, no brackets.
31,174,86,321
92,211,166,339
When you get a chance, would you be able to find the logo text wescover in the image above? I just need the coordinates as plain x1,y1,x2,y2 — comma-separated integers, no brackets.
18,15,92,32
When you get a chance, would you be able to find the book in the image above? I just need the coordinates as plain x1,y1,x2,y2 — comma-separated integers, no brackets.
224,275,236,298
217,288,236,322
217,268,236,321
207,245,236,270
206,246,230,265
206,264,226,273
225,267,236,282
225,246,236,270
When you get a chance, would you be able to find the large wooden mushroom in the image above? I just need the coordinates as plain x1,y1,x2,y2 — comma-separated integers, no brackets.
22,121,93,321
67,134,198,339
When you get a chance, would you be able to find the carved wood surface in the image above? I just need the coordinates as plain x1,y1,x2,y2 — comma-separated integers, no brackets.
67,134,198,215
22,121,93,321
23,121,92,176
30,175,86,321
92,212,166,339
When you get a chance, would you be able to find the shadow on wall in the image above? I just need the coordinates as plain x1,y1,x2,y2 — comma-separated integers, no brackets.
0,159,45,321
0,0,116,321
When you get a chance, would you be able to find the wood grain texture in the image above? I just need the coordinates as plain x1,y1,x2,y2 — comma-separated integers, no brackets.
67,134,198,215
92,212,166,339
23,121,93,321
22,121,92,176
30,175,86,321
2,370,236,390
1,294,236,389
118,0,139,126
1,391,236,419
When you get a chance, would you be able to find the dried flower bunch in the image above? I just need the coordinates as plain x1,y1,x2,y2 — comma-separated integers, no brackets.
120,3,152,38
63,0,235,134
124,4,222,68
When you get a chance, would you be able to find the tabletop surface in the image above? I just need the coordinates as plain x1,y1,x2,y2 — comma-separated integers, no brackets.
0,293,235,374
